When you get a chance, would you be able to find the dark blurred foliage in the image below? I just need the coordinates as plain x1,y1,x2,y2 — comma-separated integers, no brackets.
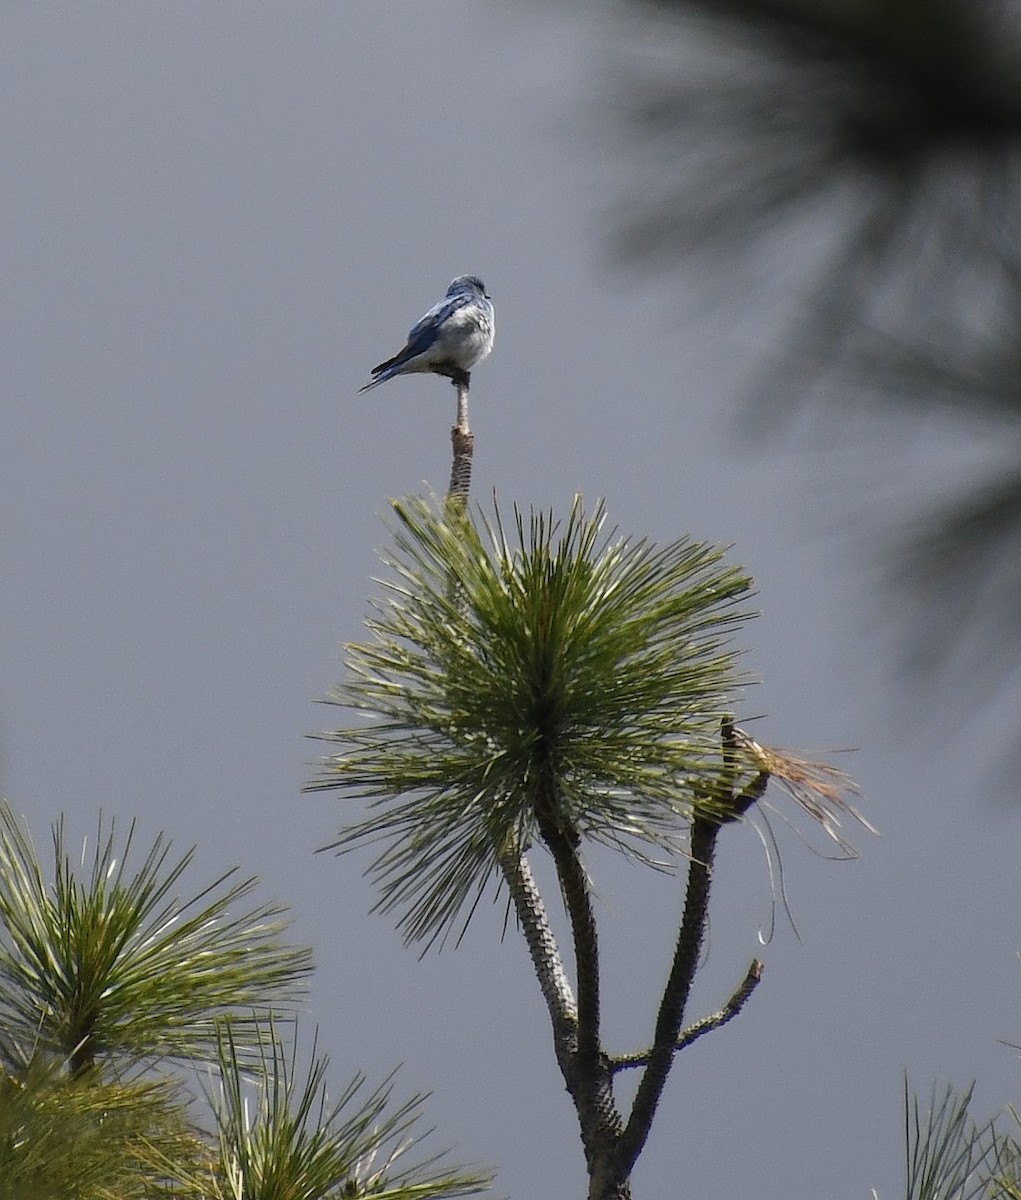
614,0,1021,756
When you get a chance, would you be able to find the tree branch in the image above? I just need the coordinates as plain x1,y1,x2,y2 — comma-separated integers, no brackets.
612,721,769,1185
497,849,578,1048
534,799,628,1195
608,958,763,1073
616,812,719,1179
536,809,601,1069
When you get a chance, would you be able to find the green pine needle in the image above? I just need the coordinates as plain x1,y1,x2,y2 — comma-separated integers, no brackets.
904,1080,997,1200
308,495,756,949
208,1019,491,1200
0,805,313,1073
0,1056,206,1200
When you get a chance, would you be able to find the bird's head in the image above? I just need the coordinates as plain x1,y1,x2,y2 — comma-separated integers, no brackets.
448,275,489,300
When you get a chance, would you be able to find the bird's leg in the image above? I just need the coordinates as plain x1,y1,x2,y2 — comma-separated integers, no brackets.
449,367,471,389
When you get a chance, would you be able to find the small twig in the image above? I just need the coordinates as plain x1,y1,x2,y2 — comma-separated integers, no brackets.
675,957,763,1049
717,716,769,823
608,959,764,1073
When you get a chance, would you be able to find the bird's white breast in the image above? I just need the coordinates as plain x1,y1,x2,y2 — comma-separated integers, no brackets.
437,305,494,368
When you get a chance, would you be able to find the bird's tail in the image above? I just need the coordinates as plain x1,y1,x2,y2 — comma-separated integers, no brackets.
358,354,410,393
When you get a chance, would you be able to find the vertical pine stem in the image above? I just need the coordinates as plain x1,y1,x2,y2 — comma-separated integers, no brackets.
442,378,628,1200
447,381,473,507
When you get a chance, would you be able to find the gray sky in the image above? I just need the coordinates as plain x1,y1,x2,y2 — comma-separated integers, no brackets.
2,3,1020,1197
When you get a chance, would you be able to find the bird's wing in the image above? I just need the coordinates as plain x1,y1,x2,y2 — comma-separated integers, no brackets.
404,292,470,345
370,293,470,374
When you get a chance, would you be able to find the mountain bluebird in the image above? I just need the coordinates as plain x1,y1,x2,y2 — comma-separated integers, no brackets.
358,275,495,393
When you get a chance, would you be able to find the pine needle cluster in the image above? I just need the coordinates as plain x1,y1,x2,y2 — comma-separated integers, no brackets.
309,495,756,948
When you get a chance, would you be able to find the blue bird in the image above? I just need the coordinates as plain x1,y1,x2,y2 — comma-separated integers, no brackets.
359,275,495,393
